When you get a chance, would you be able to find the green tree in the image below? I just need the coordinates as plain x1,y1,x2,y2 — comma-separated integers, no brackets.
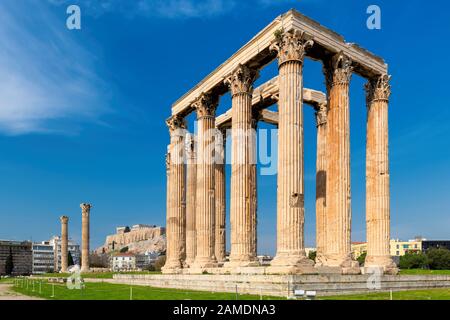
399,251,429,269
426,248,450,270
68,251,75,266
154,256,166,271
357,252,367,266
120,246,129,253
5,248,14,275
308,251,317,262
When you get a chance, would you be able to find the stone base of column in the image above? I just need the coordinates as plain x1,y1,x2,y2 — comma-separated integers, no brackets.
184,259,195,268
266,253,316,275
81,267,90,273
190,257,219,270
161,267,183,274
224,255,259,268
364,255,398,275
314,254,361,274
162,259,184,274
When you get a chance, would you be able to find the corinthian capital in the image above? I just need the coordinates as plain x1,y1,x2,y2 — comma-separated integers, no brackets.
80,203,92,216
323,52,353,88
315,103,328,127
365,74,391,104
270,29,314,67
60,216,69,223
224,64,259,97
192,92,219,119
166,115,186,134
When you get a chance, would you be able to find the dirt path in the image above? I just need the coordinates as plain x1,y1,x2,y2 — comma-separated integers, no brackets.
0,283,44,300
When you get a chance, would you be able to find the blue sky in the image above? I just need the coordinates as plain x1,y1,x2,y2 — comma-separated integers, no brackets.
0,0,449,255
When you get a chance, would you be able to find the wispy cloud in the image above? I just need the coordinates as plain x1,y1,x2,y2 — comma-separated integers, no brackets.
48,0,297,19
0,1,110,135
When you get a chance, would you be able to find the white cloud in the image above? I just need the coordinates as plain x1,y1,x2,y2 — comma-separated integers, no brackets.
0,2,110,135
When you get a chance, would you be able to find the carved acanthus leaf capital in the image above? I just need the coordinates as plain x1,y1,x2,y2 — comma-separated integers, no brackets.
60,216,69,223
365,74,391,104
192,93,219,119
224,64,259,97
166,115,186,134
270,29,314,67
324,52,353,88
80,203,92,216
315,103,328,127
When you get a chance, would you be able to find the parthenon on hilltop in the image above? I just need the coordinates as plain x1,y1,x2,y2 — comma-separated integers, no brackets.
163,9,398,275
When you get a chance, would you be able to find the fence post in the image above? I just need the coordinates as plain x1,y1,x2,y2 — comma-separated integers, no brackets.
32,280,35,292
39,281,42,294
235,285,238,300
51,283,55,298
130,286,133,300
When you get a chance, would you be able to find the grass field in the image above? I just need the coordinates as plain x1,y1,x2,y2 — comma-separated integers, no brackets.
321,288,450,300
12,279,281,300
399,269,450,275
36,271,162,279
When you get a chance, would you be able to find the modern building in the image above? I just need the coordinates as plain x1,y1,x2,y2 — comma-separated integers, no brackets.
49,236,81,272
351,239,423,259
0,240,32,275
112,253,136,271
32,241,55,274
422,240,450,252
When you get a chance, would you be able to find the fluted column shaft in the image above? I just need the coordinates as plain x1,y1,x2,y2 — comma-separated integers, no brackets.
270,30,314,269
365,75,397,273
80,203,91,272
323,53,355,268
315,104,328,264
185,134,197,266
214,129,226,263
192,94,218,268
60,216,69,272
226,64,259,266
163,116,186,272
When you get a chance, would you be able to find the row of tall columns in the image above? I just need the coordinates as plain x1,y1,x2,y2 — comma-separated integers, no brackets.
58,204,91,273
163,29,396,274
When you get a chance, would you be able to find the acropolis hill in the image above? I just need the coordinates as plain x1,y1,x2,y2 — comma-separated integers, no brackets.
96,224,166,255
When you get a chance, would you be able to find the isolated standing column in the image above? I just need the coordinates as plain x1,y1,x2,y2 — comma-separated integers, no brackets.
192,93,218,268
269,30,314,272
214,128,227,263
365,74,397,274
314,103,328,265
60,216,69,273
225,64,259,267
323,52,358,271
162,116,187,272
185,133,197,266
80,203,92,272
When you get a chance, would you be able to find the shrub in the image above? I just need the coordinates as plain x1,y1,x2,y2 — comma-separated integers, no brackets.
399,251,429,269
153,256,166,271
426,248,450,270
308,251,317,262
357,252,367,266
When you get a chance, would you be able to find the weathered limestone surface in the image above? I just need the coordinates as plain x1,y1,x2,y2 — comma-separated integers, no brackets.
60,216,69,273
268,30,315,273
321,53,358,272
314,104,328,266
162,116,187,273
225,64,259,267
214,129,226,263
80,203,91,273
185,133,197,266
191,93,218,269
365,75,398,274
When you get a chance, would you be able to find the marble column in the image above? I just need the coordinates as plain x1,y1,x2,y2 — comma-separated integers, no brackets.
269,30,314,273
214,128,226,263
60,216,69,273
364,74,398,274
80,203,91,273
314,103,328,265
185,133,197,266
225,64,259,267
191,93,219,269
162,116,187,273
323,52,358,272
